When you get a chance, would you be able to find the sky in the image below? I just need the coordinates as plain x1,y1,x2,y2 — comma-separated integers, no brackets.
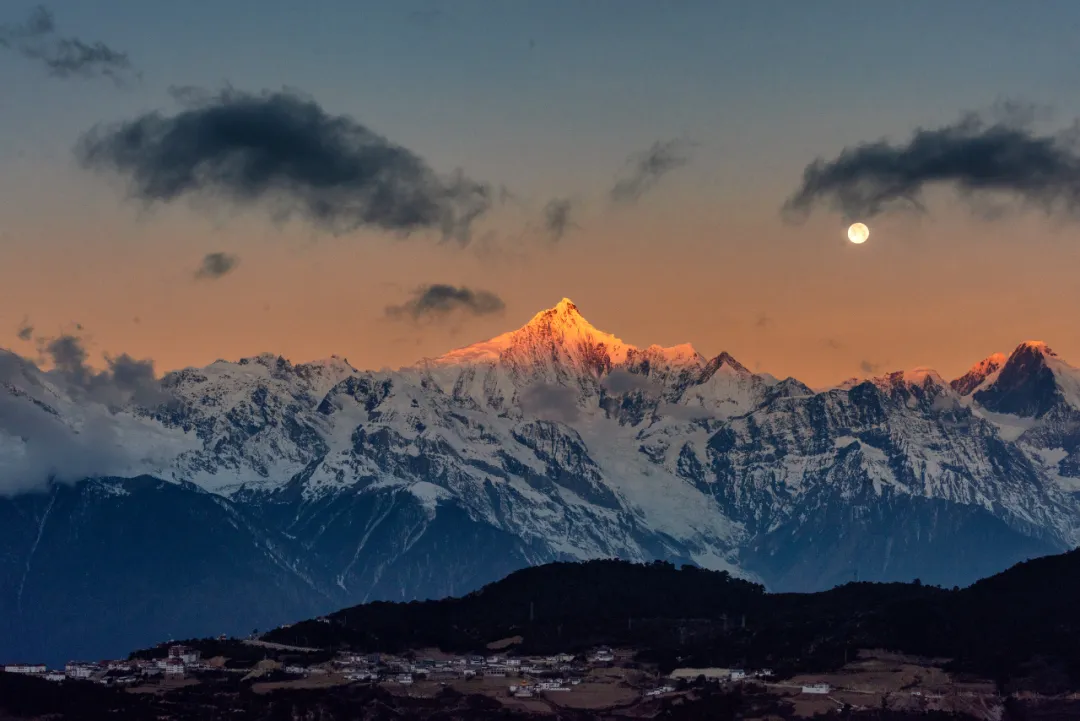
5,1,1080,387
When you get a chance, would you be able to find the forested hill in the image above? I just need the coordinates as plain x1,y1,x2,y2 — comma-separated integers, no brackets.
264,551,1080,692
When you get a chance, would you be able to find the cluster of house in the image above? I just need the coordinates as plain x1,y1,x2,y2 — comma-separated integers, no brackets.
2,645,204,685
668,667,774,684
283,649,597,688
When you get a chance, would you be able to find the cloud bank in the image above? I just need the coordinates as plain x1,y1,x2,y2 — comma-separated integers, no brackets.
783,111,1080,222
0,5,137,84
76,88,494,242
385,284,506,322
610,139,694,204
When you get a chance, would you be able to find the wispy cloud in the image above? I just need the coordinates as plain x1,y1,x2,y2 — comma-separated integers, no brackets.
0,5,138,85
610,138,695,204
542,197,577,241
385,284,505,322
76,88,494,243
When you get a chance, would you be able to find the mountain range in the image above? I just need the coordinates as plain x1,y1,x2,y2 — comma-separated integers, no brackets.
1,298,1079,664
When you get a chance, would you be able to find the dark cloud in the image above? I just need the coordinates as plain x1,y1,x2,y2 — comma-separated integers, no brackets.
195,252,239,280
518,382,581,423
542,197,576,241
783,109,1080,222
385,284,505,322
822,338,844,350
0,5,137,85
610,139,695,204
860,360,881,374
602,369,662,395
16,319,33,341
40,334,171,409
75,88,494,243
755,314,772,330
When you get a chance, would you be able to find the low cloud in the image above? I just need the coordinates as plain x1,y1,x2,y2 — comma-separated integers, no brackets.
40,334,172,409
194,252,239,280
783,108,1080,222
75,88,494,242
385,284,505,322
0,340,176,495
602,369,662,395
657,401,712,422
610,139,695,204
542,197,576,241
518,382,581,423
860,360,882,374
0,5,137,85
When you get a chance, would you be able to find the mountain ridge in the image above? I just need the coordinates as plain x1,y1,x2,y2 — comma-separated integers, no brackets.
2,298,1080,664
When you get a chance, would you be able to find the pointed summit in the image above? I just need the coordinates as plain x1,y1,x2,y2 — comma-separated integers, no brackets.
951,352,1007,396
973,341,1077,417
429,298,632,370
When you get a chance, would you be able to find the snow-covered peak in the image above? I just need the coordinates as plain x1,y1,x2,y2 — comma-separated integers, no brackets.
644,342,702,365
428,298,633,375
1018,340,1055,356
510,297,632,362
951,352,1007,396
971,341,1080,418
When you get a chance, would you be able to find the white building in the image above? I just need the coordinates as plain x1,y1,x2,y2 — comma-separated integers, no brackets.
65,664,95,679
44,673,67,682
645,686,676,697
802,683,831,695
730,669,747,681
164,659,185,677
4,664,47,675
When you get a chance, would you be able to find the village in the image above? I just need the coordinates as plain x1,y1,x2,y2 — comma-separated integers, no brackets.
3,642,783,700
3,642,1012,717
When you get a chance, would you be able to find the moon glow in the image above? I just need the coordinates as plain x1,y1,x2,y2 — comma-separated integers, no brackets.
847,222,869,244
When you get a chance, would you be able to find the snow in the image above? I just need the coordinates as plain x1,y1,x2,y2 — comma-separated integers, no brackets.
408,481,452,512
3,302,1080,582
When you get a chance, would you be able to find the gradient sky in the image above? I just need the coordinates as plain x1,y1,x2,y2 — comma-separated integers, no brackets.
5,0,1080,387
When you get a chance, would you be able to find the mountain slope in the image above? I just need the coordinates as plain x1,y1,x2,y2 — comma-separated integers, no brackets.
1,299,1079,663
0,477,335,665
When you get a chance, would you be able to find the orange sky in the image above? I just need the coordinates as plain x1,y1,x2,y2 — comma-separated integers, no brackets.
5,183,1080,389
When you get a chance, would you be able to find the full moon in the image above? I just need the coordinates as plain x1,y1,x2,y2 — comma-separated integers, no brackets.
847,222,870,244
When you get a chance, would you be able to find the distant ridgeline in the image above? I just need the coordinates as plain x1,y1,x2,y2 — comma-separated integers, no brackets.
262,555,1080,692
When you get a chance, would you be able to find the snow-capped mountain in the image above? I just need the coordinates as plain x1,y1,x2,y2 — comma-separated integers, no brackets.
1,298,1079,663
